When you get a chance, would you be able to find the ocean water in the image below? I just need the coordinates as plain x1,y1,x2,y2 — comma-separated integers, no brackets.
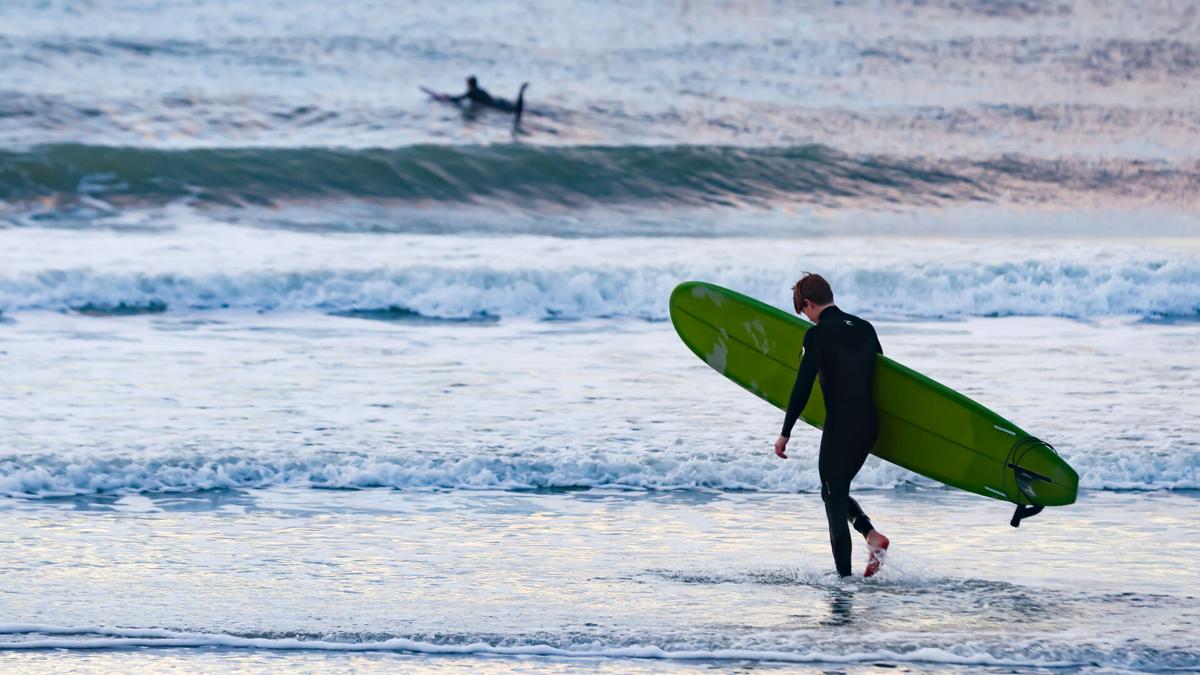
1,0,1198,671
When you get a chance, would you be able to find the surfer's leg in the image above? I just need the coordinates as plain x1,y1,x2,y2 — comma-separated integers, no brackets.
843,430,889,577
833,430,874,538
513,83,528,128
844,422,878,539
847,497,874,537
820,477,854,578
848,491,888,576
818,433,855,578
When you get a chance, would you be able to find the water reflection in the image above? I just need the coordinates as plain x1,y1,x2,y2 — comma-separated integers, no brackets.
820,588,855,627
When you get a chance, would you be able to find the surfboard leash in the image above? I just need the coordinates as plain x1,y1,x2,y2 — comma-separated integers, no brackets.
1004,436,1057,527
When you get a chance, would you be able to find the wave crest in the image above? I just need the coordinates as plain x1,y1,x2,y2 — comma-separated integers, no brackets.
1,258,1197,320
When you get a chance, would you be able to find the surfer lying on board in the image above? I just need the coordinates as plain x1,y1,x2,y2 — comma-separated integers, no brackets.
449,76,529,124
774,273,891,579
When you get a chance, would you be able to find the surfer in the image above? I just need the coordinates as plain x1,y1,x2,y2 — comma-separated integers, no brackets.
774,273,891,578
448,76,528,124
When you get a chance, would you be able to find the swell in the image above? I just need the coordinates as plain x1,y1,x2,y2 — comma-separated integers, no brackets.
0,143,978,209
2,143,1196,212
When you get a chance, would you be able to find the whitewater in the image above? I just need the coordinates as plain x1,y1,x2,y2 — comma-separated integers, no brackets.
3,226,1199,320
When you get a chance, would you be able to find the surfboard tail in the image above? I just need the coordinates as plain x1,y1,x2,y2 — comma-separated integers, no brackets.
1004,436,1078,527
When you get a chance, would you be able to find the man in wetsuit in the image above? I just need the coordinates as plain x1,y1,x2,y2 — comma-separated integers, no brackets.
449,76,529,124
773,273,891,578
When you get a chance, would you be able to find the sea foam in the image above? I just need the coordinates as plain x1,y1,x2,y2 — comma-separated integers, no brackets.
0,445,1195,499
1,623,1193,670
1,256,1197,320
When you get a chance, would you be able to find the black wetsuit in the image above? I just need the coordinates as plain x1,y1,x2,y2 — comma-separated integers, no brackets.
454,87,496,106
451,83,527,120
781,305,882,577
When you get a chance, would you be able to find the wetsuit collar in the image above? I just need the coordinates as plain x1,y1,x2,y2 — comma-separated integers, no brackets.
816,305,840,323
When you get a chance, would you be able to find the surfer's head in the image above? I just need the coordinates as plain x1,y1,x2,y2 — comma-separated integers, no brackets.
466,76,478,91
793,273,833,320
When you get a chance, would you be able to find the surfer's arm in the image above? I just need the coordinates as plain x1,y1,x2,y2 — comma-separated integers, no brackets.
781,331,821,438
452,89,493,105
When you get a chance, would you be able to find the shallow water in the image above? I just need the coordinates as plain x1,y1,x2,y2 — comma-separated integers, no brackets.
1,310,1198,670
1,488,1197,671
1,312,1197,496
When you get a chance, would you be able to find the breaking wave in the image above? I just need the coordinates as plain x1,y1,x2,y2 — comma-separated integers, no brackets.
1,257,1197,320
0,443,1195,499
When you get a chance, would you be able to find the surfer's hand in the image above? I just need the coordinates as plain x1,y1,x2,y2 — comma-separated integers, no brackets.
774,435,789,459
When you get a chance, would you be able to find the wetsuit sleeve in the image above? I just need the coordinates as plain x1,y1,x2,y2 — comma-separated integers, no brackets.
781,329,821,438
874,331,883,355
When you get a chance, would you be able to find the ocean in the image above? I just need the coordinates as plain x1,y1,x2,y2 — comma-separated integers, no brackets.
1,0,1198,671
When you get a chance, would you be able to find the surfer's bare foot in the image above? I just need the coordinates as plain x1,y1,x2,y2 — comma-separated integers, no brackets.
864,529,889,578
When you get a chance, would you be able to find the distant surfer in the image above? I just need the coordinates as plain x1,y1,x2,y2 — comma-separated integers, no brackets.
774,273,891,578
447,76,528,125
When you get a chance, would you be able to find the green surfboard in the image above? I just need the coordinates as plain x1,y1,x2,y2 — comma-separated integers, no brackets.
669,281,1078,526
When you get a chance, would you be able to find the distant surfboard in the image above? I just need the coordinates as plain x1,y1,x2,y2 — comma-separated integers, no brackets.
420,86,456,103
670,281,1078,526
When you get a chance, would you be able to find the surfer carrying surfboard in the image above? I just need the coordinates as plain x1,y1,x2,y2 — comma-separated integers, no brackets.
774,273,891,578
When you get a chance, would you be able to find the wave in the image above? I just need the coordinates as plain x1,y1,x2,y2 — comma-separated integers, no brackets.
1,445,1195,499
0,453,921,498
1,258,1197,320
2,143,1196,212
0,143,979,209
0,624,1192,669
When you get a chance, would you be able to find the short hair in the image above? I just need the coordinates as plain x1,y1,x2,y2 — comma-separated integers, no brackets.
793,273,833,309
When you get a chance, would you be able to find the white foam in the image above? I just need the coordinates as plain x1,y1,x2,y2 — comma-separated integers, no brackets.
0,454,915,498
0,624,1077,667
1,232,1197,320
0,446,1195,499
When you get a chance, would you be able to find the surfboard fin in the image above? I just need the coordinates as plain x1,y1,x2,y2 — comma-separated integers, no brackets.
1007,462,1051,527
